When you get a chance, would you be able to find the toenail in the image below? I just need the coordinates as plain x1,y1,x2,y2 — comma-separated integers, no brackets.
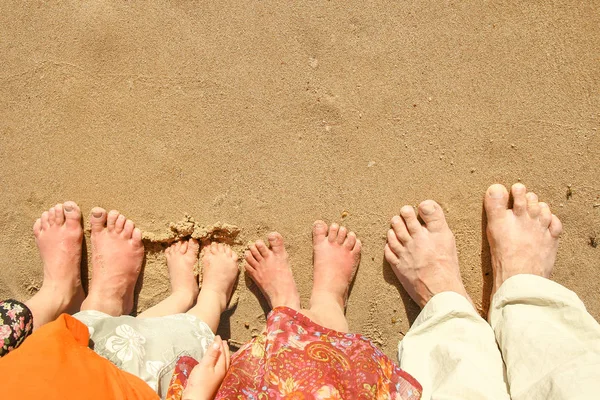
488,186,505,199
64,205,74,212
92,211,103,218
391,216,401,224
421,203,435,215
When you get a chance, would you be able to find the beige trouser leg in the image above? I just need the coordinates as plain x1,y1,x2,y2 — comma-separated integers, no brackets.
490,274,600,400
398,291,510,399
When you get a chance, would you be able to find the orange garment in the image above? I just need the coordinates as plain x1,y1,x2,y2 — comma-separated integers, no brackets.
0,313,158,400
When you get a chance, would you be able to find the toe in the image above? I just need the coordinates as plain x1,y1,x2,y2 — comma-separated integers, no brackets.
344,231,357,249
549,214,563,238
48,207,56,226
132,227,142,242
336,226,348,244
107,210,119,231
224,244,232,256
217,243,225,253
328,223,339,242
418,200,448,232
41,211,50,230
54,204,65,225
115,214,126,234
188,239,200,255
123,219,135,238
387,228,404,254
352,238,362,254
90,207,107,232
484,184,509,220
391,215,411,243
312,220,328,245
400,206,421,235
539,202,552,227
511,183,527,216
526,192,540,218
249,244,263,261
244,250,259,270
267,232,286,255
33,218,42,236
181,240,189,254
384,243,399,266
255,240,270,257
63,201,81,228
210,242,218,254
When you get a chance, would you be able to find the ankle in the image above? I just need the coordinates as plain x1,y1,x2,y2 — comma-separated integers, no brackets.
197,287,228,313
170,290,197,310
310,290,345,310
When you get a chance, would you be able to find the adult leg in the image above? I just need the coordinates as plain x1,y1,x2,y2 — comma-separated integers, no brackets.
25,202,86,329
485,183,600,400
79,208,143,316
386,200,510,400
186,242,239,333
302,221,361,332
138,239,200,318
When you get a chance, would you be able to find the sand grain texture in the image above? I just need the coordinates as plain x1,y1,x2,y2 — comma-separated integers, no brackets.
1,1,599,358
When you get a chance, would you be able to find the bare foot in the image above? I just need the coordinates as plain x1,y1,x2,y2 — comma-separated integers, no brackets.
244,232,301,310
311,221,361,309
138,239,200,318
484,183,562,297
188,243,239,332
80,208,144,316
26,202,85,329
385,200,471,309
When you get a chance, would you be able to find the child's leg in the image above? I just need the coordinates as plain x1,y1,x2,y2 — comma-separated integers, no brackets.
138,239,200,318
187,243,239,333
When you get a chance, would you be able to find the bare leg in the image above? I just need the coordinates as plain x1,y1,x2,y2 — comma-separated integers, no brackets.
26,202,85,330
305,221,361,333
187,243,239,333
80,208,144,316
244,232,301,311
138,239,200,318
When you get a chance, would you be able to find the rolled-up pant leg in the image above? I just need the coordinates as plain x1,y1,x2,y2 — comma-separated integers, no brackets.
490,274,600,400
398,292,510,400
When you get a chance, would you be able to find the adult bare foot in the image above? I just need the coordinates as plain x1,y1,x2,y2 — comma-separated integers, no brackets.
80,208,144,316
385,200,472,309
188,243,239,332
26,202,85,329
244,232,301,310
310,221,361,311
484,183,562,297
138,239,200,318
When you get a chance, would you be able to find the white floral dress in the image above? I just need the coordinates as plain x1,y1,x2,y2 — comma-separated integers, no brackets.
74,310,214,399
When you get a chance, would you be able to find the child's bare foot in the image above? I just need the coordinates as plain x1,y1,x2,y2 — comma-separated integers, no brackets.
187,243,239,332
80,208,144,316
484,183,562,297
244,232,301,310
138,239,200,318
310,221,361,311
385,200,472,309
26,202,85,329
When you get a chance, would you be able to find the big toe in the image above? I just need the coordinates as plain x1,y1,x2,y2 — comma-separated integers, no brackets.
267,232,286,255
90,207,107,232
484,184,509,220
312,220,328,244
188,238,200,255
63,201,82,228
418,200,448,232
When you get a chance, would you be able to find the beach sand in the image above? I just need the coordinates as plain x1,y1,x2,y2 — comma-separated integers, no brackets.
1,1,598,359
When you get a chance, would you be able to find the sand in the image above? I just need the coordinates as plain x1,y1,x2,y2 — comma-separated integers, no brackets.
0,1,598,358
